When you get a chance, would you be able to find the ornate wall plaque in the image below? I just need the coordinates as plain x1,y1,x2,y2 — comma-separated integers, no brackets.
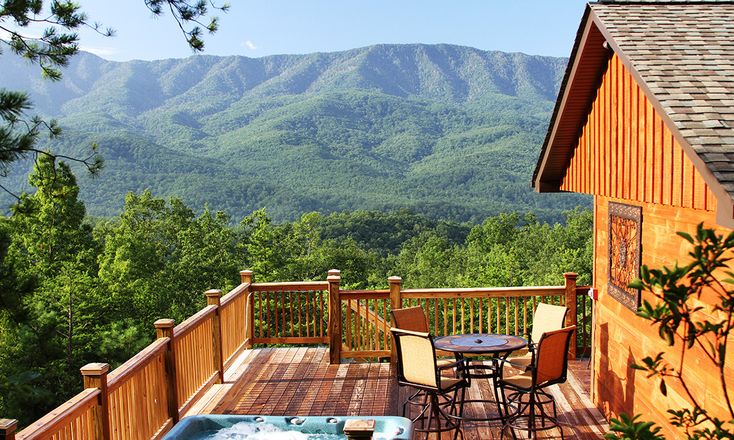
608,202,642,311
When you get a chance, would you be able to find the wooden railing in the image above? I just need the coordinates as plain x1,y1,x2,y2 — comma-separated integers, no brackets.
107,340,171,440
6,270,255,440
250,281,330,345
1,269,594,440
332,273,587,362
13,389,99,439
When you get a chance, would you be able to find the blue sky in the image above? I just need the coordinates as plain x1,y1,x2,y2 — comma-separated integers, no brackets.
76,1,589,61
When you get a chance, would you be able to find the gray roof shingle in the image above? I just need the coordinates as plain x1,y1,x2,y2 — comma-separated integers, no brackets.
591,1,734,196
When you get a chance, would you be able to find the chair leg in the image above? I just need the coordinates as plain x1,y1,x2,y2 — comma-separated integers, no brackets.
528,390,536,439
452,386,466,440
423,394,435,440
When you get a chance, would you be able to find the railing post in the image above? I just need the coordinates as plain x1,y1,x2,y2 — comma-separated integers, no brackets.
80,363,110,440
206,289,225,383
0,419,17,440
240,269,253,284
155,318,180,424
328,272,342,364
240,270,255,349
388,276,403,364
564,272,578,359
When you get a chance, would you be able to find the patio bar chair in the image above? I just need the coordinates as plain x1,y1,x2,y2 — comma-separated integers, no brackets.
391,306,456,417
391,327,469,440
497,325,577,439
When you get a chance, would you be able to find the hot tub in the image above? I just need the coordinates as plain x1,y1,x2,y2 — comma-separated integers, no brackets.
162,415,413,440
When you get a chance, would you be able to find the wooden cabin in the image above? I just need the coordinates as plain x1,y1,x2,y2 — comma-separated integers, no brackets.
534,1,734,437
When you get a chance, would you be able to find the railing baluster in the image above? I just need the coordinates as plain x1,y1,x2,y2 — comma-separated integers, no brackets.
505,297,510,335
382,299,390,350
443,300,448,336
478,297,483,333
469,298,474,333
459,298,464,334
346,299,352,350
314,292,319,339
258,291,264,338
497,298,502,335
433,298,439,335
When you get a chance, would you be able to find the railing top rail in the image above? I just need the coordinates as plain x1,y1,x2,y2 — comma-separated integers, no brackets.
107,337,168,391
341,291,390,300
17,388,99,440
401,285,567,298
340,289,390,295
250,281,329,292
174,305,217,339
221,282,250,307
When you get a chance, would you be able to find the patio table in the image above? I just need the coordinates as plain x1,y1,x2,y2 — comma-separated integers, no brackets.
434,333,527,423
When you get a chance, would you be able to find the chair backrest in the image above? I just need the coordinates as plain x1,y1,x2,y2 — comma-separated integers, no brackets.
533,325,576,386
530,303,569,344
390,328,438,389
391,306,429,333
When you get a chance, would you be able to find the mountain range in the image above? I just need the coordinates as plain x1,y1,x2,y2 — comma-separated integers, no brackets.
0,43,588,221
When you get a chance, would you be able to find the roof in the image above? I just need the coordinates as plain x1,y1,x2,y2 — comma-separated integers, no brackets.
533,0,734,222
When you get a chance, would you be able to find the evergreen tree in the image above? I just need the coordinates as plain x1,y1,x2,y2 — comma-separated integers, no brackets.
1,156,103,422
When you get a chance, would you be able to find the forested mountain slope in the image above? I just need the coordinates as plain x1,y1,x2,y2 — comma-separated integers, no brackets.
0,44,588,220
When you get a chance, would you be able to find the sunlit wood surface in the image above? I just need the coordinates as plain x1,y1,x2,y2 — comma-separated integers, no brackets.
189,347,608,439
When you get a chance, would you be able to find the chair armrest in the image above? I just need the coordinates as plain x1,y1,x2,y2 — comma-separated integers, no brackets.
437,358,464,372
389,327,430,338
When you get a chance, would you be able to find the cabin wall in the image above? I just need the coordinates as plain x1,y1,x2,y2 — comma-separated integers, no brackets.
561,53,716,211
566,53,734,435
593,197,734,438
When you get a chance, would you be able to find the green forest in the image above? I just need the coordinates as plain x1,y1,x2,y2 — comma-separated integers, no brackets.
0,158,592,425
0,45,589,222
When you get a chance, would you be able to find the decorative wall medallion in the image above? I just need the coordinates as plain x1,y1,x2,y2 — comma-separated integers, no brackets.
608,202,642,311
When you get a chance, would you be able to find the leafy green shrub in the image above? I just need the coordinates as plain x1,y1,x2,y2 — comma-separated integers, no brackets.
605,224,734,439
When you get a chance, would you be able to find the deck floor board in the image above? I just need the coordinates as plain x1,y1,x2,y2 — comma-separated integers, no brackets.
204,347,607,439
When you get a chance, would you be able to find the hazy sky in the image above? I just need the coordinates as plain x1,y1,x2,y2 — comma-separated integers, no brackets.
73,1,590,61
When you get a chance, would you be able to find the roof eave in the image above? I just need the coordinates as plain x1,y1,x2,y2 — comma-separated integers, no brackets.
533,4,606,192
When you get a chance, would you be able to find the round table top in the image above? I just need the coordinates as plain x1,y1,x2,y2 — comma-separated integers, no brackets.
434,333,527,354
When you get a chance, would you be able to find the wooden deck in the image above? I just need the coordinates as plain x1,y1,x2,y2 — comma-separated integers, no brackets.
189,347,608,439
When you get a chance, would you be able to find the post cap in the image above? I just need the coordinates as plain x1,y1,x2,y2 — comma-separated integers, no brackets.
205,289,222,297
563,272,578,280
0,419,18,431
327,269,341,276
388,276,402,283
80,363,110,376
239,270,253,275
327,275,341,282
154,318,175,329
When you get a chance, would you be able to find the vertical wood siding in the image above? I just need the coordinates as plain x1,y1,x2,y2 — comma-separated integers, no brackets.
561,53,716,212
593,196,733,438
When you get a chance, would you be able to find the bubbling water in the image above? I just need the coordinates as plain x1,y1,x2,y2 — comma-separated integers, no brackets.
209,422,341,440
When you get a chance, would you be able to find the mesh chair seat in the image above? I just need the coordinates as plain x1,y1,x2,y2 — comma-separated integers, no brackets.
500,372,533,390
439,377,465,389
507,353,532,369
